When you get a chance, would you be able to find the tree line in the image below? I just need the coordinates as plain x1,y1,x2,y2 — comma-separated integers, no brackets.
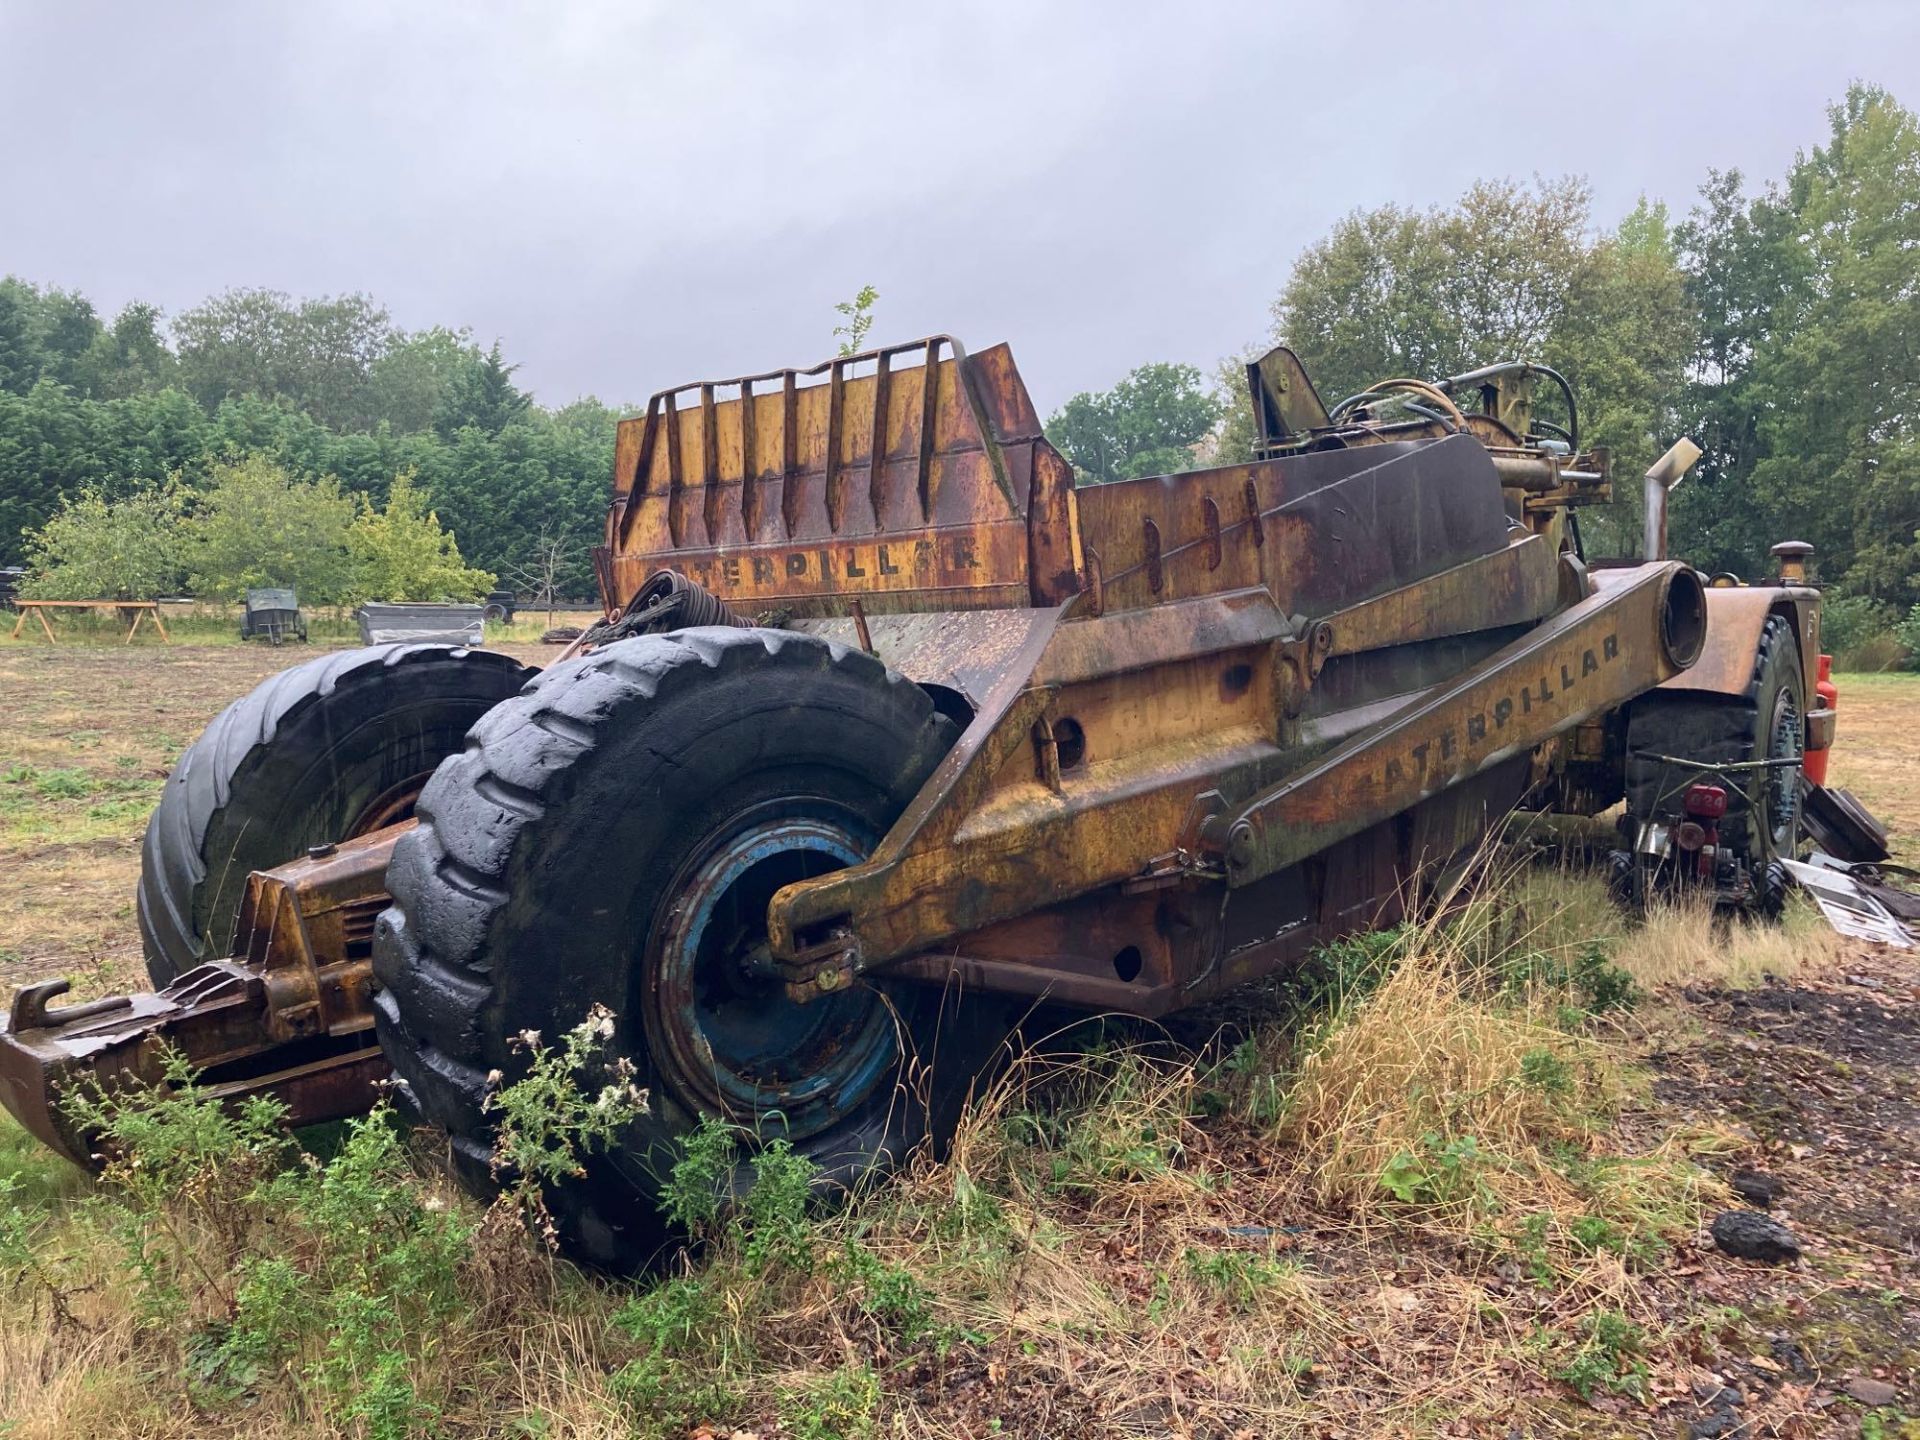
0,285,618,600
20,458,491,607
1046,83,1920,652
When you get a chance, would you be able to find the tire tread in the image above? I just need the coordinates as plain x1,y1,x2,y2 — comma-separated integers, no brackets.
137,644,533,985
373,628,949,1246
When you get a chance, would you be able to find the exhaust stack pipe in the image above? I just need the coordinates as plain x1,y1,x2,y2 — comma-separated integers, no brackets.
1643,438,1703,561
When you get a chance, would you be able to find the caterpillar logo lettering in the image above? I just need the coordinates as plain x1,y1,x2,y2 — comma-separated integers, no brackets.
678,534,985,597
1381,631,1622,790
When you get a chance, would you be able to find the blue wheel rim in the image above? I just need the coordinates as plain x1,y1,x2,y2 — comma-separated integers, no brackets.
646,806,899,1139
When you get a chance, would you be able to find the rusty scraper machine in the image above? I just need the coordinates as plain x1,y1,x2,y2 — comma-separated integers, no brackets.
0,334,1890,1265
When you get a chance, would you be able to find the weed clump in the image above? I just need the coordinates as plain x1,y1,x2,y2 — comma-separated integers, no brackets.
1278,948,1607,1221
2,1012,646,1436
1554,1307,1650,1401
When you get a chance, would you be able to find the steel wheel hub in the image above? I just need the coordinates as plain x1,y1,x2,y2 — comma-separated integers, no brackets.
646,805,898,1139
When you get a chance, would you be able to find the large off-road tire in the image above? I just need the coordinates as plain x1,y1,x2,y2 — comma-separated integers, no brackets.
372,627,998,1269
1626,614,1805,897
138,644,537,987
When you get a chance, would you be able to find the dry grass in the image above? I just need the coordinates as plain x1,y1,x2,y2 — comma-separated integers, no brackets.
1280,952,1609,1217
0,1145,633,1440
1613,893,1843,990
1457,863,1628,969
0,885,1843,1438
0,638,563,997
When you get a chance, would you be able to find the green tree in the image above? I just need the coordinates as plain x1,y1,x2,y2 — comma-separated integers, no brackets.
1270,177,1594,418
362,327,482,433
834,284,879,356
429,418,606,597
1755,84,1920,600
435,341,530,437
185,453,357,603
173,289,392,430
1674,84,1920,598
0,275,620,592
16,484,189,600
79,301,178,399
0,380,110,560
33,288,104,393
1669,169,1808,578
1546,198,1697,553
0,278,45,395
1046,362,1221,485
101,387,214,492
346,470,493,602
1239,176,1697,557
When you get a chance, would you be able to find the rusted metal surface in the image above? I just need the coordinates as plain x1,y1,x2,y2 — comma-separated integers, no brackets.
1221,563,1705,885
767,587,1276,964
1322,532,1560,658
1070,434,1514,619
0,829,397,1164
1659,583,1820,696
766,560,1700,1000
604,336,1082,617
1246,344,1333,451
794,607,1052,714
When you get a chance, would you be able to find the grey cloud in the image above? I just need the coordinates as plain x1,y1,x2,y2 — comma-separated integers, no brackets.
2,0,1914,414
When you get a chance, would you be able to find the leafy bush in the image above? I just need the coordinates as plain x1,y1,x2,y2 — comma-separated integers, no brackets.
1820,593,1896,661
780,1362,881,1440
1840,630,1909,672
830,1241,939,1343
658,1113,742,1240
655,1116,819,1275
1305,924,1411,1010
16,484,190,601
1378,1133,1496,1212
7,1010,659,1432
1895,602,1920,670
609,1274,743,1434
58,1052,470,1420
608,1125,828,1435
185,453,358,602
484,1002,647,1242
347,469,493,602
741,1139,817,1276
1498,942,1637,1016
17,451,495,609
1519,1047,1575,1096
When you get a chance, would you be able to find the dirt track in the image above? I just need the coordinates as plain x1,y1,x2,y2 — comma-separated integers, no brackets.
1645,938,1919,1428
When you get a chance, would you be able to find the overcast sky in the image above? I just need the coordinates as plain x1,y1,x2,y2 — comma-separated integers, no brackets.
3,2,1916,415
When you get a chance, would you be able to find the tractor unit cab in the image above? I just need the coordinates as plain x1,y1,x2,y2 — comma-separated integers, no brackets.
1,330,1883,1271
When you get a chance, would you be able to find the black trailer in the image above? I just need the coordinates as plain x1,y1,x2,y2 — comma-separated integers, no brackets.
240,588,308,644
